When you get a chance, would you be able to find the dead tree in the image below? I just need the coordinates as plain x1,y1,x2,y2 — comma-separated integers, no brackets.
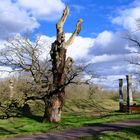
0,6,83,122
126,35,140,81
44,6,83,122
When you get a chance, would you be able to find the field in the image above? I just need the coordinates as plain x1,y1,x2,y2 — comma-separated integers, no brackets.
0,84,140,139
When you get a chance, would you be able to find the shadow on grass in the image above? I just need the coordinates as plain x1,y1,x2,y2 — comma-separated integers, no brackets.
22,114,43,122
18,103,43,122
0,127,17,135
0,114,43,122
0,103,43,123
77,125,140,140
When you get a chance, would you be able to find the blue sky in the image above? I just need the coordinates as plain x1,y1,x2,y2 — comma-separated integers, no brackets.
34,0,134,37
0,0,140,89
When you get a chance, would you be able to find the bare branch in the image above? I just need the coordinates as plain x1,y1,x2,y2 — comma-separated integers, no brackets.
65,18,83,48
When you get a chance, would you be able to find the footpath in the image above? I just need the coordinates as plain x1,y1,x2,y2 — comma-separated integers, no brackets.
7,119,140,140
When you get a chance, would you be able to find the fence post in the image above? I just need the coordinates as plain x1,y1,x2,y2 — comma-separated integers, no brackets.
9,79,14,100
126,75,133,112
119,79,124,111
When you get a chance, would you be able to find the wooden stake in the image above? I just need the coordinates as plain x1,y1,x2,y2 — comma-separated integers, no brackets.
126,75,133,112
119,79,124,111
9,79,14,100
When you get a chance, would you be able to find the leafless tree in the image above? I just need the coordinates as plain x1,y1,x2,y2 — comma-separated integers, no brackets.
125,32,140,82
0,6,83,122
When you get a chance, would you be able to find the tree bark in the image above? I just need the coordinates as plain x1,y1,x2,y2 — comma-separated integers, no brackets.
43,93,64,122
43,45,67,122
43,6,82,122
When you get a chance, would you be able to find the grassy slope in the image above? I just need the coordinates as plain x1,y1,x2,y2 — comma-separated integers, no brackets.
0,86,140,139
0,113,140,139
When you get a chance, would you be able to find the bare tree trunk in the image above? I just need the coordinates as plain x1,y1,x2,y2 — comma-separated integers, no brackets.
43,6,82,122
43,46,67,122
43,93,64,122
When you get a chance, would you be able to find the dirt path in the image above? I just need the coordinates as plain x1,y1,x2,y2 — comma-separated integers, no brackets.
7,119,140,140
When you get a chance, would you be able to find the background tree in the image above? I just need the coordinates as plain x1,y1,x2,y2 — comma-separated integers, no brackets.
0,6,83,122
126,32,140,81
124,19,140,82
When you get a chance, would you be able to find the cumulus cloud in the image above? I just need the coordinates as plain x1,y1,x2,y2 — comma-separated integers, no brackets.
36,30,138,84
89,54,123,64
112,0,140,32
35,34,94,62
0,0,39,39
17,0,65,20
92,75,126,89
90,31,128,55
66,33,94,60
36,33,136,90
90,64,138,89
0,0,65,39
37,35,55,60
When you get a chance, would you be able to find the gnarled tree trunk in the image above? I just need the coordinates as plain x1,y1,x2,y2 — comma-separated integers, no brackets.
43,6,83,122
43,93,64,122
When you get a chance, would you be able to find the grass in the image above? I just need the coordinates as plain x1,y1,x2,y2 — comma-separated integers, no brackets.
0,85,140,139
63,98,119,116
78,126,140,140
0,113,140,139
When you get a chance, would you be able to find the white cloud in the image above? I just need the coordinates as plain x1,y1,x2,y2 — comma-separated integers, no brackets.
17,0,65,21
95,31,113,47
91,31,128,55
36,33,126,65
0,0,65,39
35,34,95,62
111,62,138,73
35,31,138,80
66,33,94,60
37,35,55,60
89,54,123,64
112,1,140,32
90,75,126,89
125,45,138,53
0,0,39,39
0,66,15,78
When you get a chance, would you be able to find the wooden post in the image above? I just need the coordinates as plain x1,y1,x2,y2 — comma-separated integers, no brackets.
126,75,133,112
9,79,14,100
119,79,124,111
